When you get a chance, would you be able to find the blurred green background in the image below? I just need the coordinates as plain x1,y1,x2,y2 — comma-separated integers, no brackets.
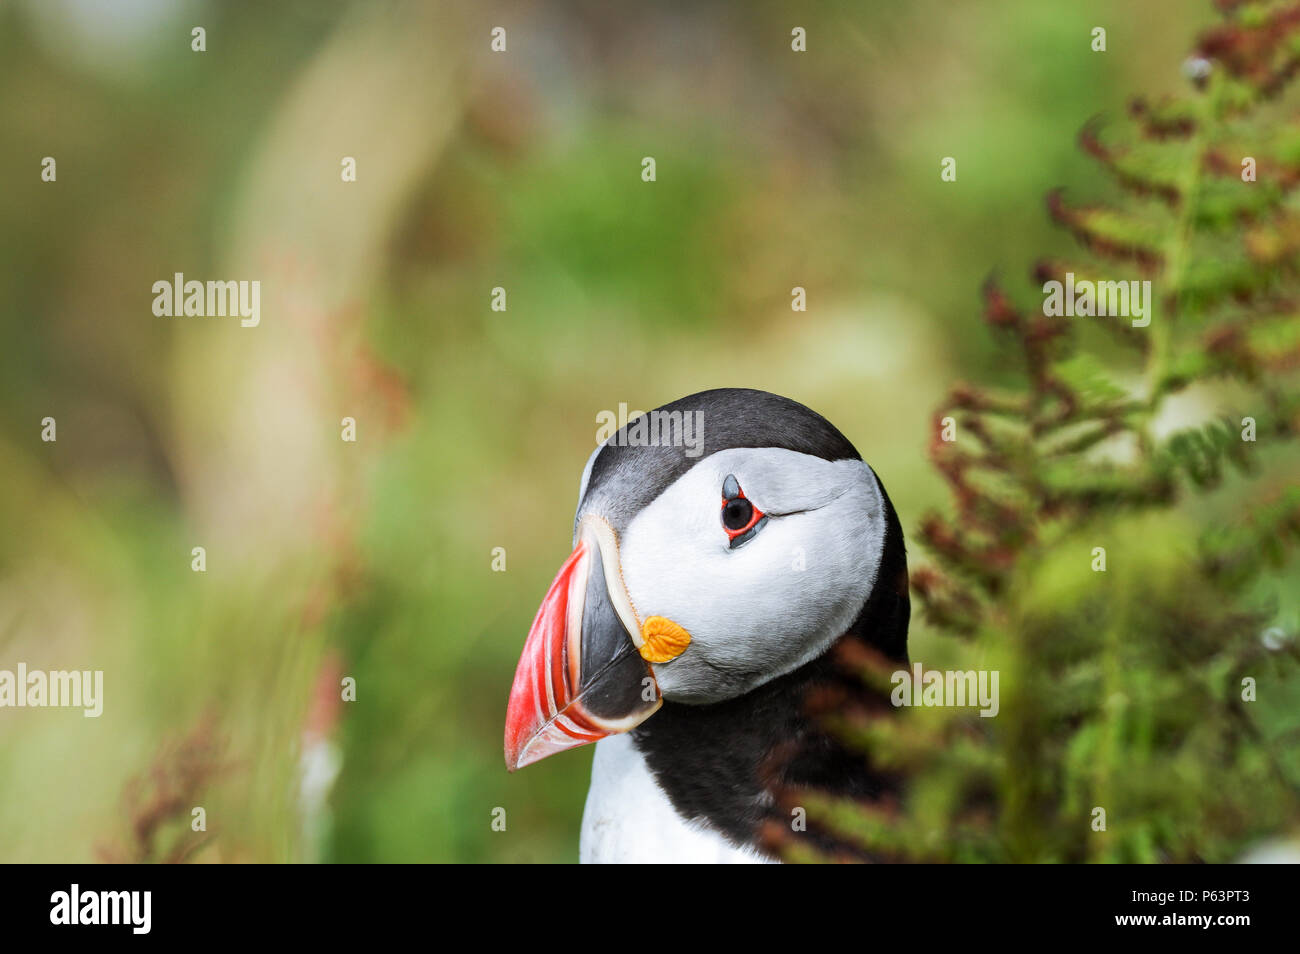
0,0,1270,862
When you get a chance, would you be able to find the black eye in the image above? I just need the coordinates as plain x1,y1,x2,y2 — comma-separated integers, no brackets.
719,474,766,547
722,497,753,531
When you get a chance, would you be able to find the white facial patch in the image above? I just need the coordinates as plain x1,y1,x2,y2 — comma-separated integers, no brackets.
617,447,887,703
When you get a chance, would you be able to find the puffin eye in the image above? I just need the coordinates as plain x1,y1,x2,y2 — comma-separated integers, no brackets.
720,474,766,547
722,497,753,531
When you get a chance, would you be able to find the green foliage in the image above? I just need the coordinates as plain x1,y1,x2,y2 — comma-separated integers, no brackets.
785,1,1300,863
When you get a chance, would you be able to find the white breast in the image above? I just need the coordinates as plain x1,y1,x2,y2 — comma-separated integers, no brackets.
579,734,775,864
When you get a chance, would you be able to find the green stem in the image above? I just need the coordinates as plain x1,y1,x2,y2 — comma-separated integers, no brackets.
1147,74,1219,418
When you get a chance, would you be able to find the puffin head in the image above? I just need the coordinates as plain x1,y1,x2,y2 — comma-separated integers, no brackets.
504,388,907,770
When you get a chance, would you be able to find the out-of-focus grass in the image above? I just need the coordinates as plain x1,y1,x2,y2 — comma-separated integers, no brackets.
4,0,1287,864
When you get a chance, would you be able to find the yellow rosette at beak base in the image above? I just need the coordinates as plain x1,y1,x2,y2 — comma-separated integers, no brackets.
639,616,692,664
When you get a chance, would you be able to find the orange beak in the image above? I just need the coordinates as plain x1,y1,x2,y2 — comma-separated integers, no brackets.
504,520,662,770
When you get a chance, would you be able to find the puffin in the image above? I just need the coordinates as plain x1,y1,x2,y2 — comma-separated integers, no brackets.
504,388,910,863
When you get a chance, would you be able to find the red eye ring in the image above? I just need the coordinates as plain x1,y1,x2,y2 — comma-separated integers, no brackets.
720,476,766,545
